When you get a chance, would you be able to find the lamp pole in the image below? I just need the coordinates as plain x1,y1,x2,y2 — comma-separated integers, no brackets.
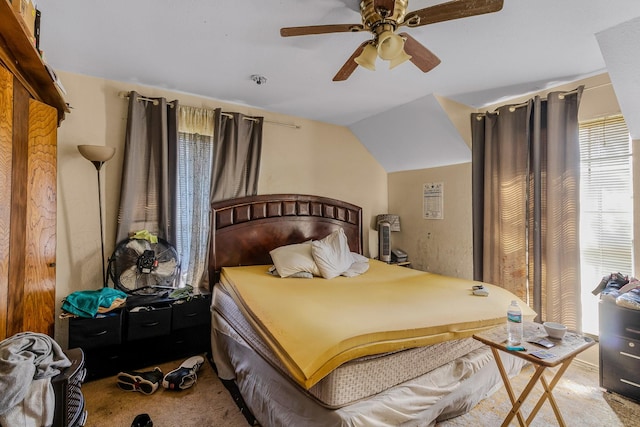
93,160,107,287
78,145,116,287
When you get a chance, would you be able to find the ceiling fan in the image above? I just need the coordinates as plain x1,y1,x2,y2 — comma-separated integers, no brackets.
280,0,504,81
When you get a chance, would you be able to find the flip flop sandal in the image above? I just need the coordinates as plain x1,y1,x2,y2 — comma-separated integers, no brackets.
162,355,204,390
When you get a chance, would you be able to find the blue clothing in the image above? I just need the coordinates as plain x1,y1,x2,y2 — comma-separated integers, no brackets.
62,287,127,318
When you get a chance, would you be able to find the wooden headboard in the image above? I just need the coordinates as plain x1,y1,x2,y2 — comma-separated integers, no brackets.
209,194,362,284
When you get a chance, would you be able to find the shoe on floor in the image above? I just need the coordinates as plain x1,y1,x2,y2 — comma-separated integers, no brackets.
131,413,153,427
162,355,204,390
117,367,163,395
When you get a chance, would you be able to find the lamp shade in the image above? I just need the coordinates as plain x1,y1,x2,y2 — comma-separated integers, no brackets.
377,214,401,232
78,145,116,163
355,43,378,71
389,48,412,69
377,31,404,61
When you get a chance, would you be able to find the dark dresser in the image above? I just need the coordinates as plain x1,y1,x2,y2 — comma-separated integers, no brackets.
599,300,640,401
68,293,211,381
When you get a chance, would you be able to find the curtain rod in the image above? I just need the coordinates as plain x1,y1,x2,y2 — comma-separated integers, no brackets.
118,91,301,129
118,91,175,107
474,84,595,119
219,112,301,129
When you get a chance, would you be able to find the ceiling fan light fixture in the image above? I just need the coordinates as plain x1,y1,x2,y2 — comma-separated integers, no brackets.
280,0,506,81
355,43,378,71
377,31,404,60
388,48,412,69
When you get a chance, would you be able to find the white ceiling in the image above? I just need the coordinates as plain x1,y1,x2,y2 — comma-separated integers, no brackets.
36,1,640,172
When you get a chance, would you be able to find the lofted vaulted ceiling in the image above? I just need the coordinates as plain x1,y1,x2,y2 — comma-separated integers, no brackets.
36,1,640,172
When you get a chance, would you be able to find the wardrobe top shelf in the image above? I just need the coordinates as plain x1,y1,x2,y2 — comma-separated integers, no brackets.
0,0,68,123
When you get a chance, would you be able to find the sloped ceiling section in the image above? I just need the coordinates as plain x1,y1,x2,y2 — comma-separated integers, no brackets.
597,17,640,140
349,94,470,173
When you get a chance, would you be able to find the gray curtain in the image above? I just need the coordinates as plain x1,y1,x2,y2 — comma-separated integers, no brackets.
472,87,583,330
210,109,263,202
117,98,263,290
116,91,179,245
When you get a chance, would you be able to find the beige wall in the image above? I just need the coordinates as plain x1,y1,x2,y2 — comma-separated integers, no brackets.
54,71,387,345
388,73,625,279
389,163,473,279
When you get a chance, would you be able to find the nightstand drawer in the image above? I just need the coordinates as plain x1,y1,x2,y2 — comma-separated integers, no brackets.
602,343,640,378
599,301,640,338
69,311,123,350
601,334,640,400
127,305,172,341
601,360,640,401
601,334,640,359
172,296,211,329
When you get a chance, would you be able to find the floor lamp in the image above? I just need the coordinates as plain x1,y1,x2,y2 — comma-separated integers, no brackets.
78,145,116,287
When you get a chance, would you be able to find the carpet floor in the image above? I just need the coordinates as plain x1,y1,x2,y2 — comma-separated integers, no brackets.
80,354,639,426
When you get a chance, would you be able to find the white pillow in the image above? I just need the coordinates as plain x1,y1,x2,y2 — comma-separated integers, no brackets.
350,252,369,264
342,261,370,277
342,252,370,277
269,242,321,278
268,265,313,279
311,228,354,279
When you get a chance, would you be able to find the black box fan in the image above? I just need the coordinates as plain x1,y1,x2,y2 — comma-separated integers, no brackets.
108,237,180,295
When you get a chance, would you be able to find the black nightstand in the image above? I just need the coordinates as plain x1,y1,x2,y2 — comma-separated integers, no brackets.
69,292,211,381
599,300,640,402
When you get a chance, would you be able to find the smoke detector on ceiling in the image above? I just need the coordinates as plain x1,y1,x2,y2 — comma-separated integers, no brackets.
251,74,267,85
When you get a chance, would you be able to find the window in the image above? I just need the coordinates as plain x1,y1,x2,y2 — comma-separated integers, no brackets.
175,105,216,288
176,131,214,287
579,115,633,335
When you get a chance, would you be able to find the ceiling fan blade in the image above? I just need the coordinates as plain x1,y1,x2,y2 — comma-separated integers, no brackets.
403,0,504,28
281,23,364,37
399,33,441,73
333,41,369,82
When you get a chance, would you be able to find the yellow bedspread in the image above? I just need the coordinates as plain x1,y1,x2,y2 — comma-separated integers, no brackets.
219,260,536,389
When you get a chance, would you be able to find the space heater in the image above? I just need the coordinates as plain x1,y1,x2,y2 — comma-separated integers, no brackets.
377,214,400,263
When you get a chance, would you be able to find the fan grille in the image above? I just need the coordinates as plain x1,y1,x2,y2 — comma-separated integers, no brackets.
109,238,179,294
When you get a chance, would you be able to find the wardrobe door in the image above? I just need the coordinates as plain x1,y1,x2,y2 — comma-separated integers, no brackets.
0,67,12,340
6,94,57,338
23,98,57,336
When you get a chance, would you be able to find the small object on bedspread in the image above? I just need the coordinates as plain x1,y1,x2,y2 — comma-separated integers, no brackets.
472,285,489,296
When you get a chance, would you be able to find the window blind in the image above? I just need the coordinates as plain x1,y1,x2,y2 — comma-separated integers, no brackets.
579,114,633,333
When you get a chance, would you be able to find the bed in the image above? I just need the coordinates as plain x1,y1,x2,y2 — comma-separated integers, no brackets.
208,194,535,426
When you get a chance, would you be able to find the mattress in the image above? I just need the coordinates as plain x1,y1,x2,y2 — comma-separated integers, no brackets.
212,310,529,427
213,285,485,408
219,261,536,389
